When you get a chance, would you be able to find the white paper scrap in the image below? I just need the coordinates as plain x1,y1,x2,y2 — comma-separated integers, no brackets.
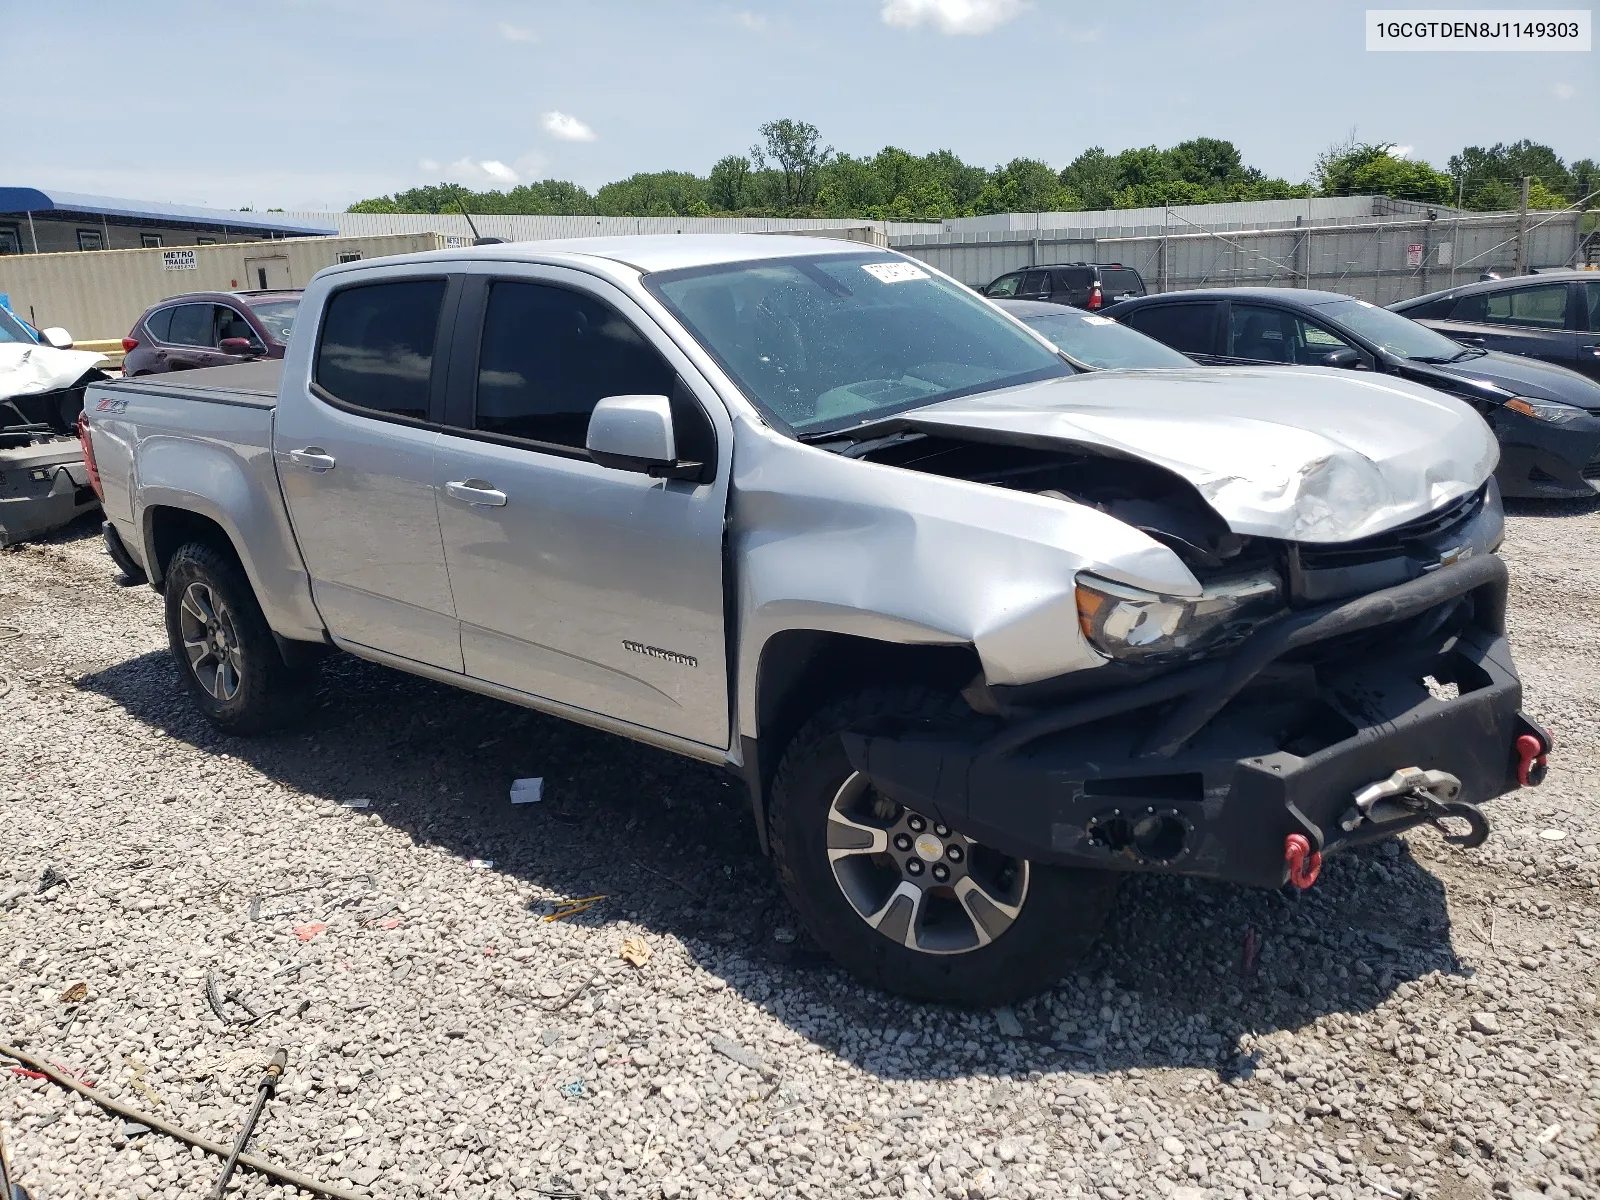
510,778,544,804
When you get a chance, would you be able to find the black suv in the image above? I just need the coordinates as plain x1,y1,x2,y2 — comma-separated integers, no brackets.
981,263,1145,310
1389,270,1600,382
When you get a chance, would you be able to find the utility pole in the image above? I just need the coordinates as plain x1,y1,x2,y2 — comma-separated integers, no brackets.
1512,175,1530,275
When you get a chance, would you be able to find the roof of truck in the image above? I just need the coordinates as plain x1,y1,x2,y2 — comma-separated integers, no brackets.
348,234,882,276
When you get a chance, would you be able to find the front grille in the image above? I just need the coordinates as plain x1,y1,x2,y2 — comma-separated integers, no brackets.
1582,454,1600,481
1298,485,1486,571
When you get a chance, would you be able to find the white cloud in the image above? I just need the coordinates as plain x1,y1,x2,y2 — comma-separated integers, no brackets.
1552,82,1576,100
541,111,597,142
1386,144,1414,159
731,10,767,30
419,158,440,172
479,160,517,182
880,0,1024,35
497,21,537,41
432,157,522,186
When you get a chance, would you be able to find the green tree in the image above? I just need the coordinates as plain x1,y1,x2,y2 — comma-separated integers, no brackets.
595,172,707,217
1314,141,1453,204
751,118,832,209
707,155,754,210
973,159,1079,214
1449,141,1576,209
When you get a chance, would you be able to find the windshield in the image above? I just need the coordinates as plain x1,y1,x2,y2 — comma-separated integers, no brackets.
1007,306,1192,369
247,298,299,343
0,305,32,344
1312,297,1467,360
646,253,1071,436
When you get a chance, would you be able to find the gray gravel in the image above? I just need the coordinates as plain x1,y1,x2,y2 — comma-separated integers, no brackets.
1,500,1598,1200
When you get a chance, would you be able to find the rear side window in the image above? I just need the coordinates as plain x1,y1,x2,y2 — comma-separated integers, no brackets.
1584,282,1600,333
315,279,446,420
145,307,175,342
1099,269,1144,297
166,304,214,347
1124,303,1220,355
1060,268,1093,293
1482,283,1570,329
1021,270,1051,296
473,281,677,449
1400,295,1458,319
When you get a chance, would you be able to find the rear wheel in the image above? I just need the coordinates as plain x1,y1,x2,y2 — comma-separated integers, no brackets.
768,687,1120,1005
163,541,316,734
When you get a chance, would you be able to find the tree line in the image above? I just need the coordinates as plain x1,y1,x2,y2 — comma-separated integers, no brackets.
349,119,1597,219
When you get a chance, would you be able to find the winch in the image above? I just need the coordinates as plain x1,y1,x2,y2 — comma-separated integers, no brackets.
1339,766,1491,848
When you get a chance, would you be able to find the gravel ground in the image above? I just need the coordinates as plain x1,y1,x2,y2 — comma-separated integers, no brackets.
1,501,1598,1200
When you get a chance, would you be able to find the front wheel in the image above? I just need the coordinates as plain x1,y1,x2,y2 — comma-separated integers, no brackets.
767,688,1120,1005
163,541,316,734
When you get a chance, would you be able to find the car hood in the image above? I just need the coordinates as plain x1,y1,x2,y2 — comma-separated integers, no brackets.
1415,350,1600,411
0,342,108,401
889,366,1499,543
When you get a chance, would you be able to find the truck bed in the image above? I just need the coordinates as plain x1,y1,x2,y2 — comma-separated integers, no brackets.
106,359,283,407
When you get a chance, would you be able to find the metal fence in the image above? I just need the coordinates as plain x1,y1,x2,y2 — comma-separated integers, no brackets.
892,208,1586,304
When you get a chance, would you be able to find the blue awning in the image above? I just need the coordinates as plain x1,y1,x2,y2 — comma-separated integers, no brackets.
0,188,335,237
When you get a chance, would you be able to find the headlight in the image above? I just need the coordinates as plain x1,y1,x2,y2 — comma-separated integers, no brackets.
1504,397,1586,424
1075,571,1284,664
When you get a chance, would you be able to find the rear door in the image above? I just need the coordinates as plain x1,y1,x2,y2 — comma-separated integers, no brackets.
273,274,465,672
160,303,228,370
1441,281,1577,365
1579,281,1600,381
1099,268,1145,303
1057,267,1094,306
431,267,731,748
1018,270,1053,301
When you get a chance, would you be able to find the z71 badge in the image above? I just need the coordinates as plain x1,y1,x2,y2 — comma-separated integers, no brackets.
94,397,129,414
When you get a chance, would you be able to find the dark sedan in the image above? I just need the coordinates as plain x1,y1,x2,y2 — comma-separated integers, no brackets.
121,290,300,376
1104,287,1600,499
1389,270,1600,382
993,299,1194,370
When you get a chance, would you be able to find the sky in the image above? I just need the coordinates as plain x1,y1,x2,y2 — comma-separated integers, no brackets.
6,0,1594,211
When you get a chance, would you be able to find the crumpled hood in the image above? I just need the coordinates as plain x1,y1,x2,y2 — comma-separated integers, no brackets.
896,366,1499,543
0,342,108,401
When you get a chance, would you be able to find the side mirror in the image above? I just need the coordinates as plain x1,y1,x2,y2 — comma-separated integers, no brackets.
1315,347,1362,369
219,337,263,357
40,326,73,349
587,394,701,479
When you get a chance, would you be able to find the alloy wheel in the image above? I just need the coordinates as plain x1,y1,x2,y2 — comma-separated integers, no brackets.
826,771,1030,955
178,582,243,702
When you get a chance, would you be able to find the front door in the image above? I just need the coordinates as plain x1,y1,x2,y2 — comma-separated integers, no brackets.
432,270,730,748
244,255,292,291
273,275,464,672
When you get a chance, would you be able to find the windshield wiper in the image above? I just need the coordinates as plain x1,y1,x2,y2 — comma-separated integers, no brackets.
1450,347,1489,361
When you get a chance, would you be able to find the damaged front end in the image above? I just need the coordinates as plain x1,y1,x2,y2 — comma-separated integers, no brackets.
839,430,1543,891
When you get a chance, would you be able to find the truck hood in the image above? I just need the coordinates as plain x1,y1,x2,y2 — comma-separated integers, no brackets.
0,342,108,401
890,366,1499,543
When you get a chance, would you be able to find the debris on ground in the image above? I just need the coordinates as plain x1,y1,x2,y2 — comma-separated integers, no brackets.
510,777,544,804
57,981,86,1005
619,935,652,967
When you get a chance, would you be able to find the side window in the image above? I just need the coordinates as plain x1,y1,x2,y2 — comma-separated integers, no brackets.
1020,270,1049,296
215,306,260,347
985,273,1022,297
145,307,176,342
1584,282,1600,333
314,279,446,420
1229,304,1354,364
1484,283,1570,329
1450,293,1488,322
1125,303,1219,355
473,281,677,450
166,303,215,347
1060,268,1093,294
1401,295,1457,319
1100,269,1144,298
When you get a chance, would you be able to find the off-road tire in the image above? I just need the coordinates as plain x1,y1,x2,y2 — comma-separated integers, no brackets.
163,541,316,734
768,686,1121,1005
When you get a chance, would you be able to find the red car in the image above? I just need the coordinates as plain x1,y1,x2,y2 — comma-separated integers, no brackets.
120,290,300,375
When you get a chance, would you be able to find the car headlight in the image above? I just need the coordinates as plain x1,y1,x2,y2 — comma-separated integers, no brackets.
1504,397,1586,424
1075,571,1284,664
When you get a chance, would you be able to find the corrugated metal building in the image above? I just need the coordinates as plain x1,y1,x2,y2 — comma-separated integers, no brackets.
0,188,333,254
0,232,447,342
280,211,933,241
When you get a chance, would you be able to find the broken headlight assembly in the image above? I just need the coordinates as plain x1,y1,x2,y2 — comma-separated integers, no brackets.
1074,570,1284,664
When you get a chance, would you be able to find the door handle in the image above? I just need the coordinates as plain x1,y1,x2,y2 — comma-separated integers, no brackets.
288,447,336,472
444,479,508,507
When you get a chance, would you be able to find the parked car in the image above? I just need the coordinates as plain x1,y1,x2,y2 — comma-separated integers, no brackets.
83,237,1549,1004
981,263,1145,310
993,299,1193,369
1389,270,1600,382
1104,287,1600,499
121,290,301,375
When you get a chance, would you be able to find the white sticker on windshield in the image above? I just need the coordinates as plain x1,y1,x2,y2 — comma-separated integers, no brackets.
862,261,929,284
1081,314,1115,325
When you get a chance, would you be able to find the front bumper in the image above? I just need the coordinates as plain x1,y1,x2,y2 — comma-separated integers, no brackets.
844,555,1545,890
0,438,99,545
1490,409,1600,499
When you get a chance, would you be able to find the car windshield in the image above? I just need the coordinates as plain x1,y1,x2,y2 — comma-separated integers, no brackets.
1312,297,1466,361
646,253,1071,436
247,298,299,343
0,306,32,344
1007,306,1192,369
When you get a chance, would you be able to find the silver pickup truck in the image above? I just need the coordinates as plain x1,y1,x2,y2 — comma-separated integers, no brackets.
81,236,1550,1004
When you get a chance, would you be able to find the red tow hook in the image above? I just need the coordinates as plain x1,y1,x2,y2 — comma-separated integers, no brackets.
1515,733,1549,788
1284,833,1321,890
